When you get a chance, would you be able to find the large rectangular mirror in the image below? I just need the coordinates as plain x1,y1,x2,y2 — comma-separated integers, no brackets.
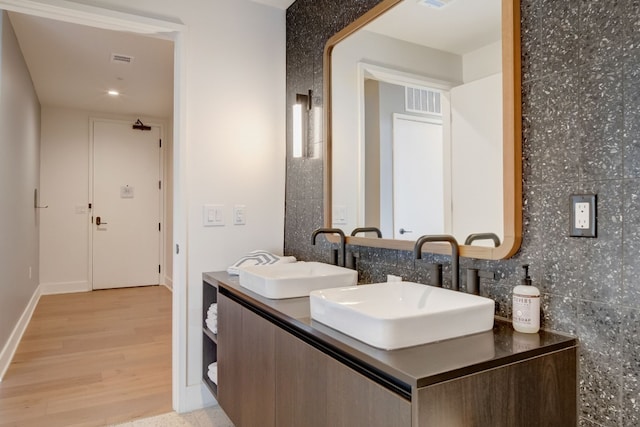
323,0,521,259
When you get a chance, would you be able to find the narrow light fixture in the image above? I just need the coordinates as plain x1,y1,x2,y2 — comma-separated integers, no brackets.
107,89,120,96
293,90,312,158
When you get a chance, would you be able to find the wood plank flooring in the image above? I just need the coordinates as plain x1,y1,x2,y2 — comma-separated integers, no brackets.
0,286,172,427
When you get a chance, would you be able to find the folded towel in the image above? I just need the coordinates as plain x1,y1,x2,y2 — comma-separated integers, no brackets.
208,303,218,315
206,318,217,334
208,362,218,384
227,250,296,275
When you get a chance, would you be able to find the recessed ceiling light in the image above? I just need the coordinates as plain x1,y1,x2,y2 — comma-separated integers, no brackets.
108,90,119,96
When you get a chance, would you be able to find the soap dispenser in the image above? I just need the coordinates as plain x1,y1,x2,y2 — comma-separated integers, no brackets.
512,264,540,333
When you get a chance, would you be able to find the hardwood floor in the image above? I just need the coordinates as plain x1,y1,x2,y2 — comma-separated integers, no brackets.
0,286,172,427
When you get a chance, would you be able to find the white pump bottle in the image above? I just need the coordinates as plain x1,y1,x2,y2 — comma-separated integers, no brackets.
512,264,540,333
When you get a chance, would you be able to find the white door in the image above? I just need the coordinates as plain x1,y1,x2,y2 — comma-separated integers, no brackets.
92,120,161,289
392,114,444,240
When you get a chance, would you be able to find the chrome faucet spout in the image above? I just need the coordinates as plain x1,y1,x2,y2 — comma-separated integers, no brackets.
312,228,346,267
414,234,459,291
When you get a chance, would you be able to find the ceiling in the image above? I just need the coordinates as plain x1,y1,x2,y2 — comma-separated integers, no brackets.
6,0,493,119
8,12,174,118
251,0,296,9
6,0,294,119
364,0,501,55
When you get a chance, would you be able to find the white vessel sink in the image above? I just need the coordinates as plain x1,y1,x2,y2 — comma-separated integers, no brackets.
238,261,357,299
309,282,495,350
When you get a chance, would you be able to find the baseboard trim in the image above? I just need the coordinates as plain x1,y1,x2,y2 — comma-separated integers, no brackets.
163,276,173,291
40,281,90,295
176,382,217,413
0,286,42,381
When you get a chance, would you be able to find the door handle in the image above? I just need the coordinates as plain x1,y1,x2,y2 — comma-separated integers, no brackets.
399,228,413,235
96,216,108,226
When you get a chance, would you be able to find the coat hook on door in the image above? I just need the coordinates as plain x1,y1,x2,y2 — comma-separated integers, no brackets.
34,188,48,209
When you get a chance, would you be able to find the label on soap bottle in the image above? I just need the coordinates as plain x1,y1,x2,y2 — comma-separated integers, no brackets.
512,293,540,333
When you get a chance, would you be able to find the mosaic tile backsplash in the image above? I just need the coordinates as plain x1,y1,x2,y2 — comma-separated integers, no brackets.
285,0,640,425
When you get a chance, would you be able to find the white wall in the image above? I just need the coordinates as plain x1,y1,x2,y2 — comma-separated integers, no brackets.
450,73,503,244
39,107,173,292
3,0,284,408
0,11,40,358
331,29,460,234
463,40,502,83
61,0,286,394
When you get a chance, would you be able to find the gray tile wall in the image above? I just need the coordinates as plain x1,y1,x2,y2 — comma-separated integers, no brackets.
285,0,640,425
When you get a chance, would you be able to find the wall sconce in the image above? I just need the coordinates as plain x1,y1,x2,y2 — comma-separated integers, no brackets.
293,90,312,158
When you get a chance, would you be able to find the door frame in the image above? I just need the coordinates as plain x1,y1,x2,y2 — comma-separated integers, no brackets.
355,62,453,228
88,117,165,290
0,0,190,412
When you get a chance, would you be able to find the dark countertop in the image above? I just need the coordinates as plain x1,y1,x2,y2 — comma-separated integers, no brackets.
204,271,577,393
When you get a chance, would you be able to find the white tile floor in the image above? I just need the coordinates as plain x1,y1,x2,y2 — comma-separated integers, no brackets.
109,406,234,427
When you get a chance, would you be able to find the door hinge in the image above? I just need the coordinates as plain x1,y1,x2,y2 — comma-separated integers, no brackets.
158,223,161,232
159,180,162,190
159,139,162,148
159,264,161,274
88,203,92,209
176,244,180,254
91,216,94,224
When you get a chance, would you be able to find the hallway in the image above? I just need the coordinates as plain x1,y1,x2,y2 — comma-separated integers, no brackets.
0,286,172,427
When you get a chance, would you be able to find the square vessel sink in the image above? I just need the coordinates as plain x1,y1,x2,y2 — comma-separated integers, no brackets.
309,282,495,350
238,261,357,299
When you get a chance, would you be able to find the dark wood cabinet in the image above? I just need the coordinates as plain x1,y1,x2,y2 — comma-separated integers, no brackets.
275,327,410,426
325,354,411,427
219,294,410,427
275,327,329,427
217,293,276,427
416,347,577,427
205,273,577,427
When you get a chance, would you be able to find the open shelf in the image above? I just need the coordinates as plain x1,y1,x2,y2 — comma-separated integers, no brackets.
202,278,219,399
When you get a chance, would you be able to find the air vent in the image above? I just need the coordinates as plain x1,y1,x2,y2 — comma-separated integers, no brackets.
418,0,455,9
405,86,442,115
110,53,134,64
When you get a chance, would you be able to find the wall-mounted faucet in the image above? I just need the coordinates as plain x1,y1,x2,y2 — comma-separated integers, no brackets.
350,227,382,238
312,228,346,267
414,235,459,291
466,268,495,295
464,233,501,247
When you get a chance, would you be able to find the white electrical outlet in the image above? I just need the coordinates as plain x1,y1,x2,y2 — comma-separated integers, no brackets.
575,202,590,229
570,194,597,237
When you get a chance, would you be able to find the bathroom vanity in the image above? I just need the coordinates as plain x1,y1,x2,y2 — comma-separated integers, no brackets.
203,272,577,427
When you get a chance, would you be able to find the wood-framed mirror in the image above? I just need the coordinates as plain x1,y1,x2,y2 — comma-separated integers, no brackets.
323,0,521,260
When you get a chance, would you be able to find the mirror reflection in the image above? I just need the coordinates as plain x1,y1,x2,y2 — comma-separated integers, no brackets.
331,0,503,247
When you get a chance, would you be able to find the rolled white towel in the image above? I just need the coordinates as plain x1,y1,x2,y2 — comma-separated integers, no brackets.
227,250,297,275
207,362,218,384
208,303,218,315
206,318,217,334
206,312,218,322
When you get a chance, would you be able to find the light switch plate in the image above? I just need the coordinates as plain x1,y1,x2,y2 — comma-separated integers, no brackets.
203,204,225,227
333,205,347,225
233,205,246,225
570,194,596,237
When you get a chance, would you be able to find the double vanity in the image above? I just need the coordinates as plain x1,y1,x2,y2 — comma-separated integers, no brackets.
202,263,577,427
